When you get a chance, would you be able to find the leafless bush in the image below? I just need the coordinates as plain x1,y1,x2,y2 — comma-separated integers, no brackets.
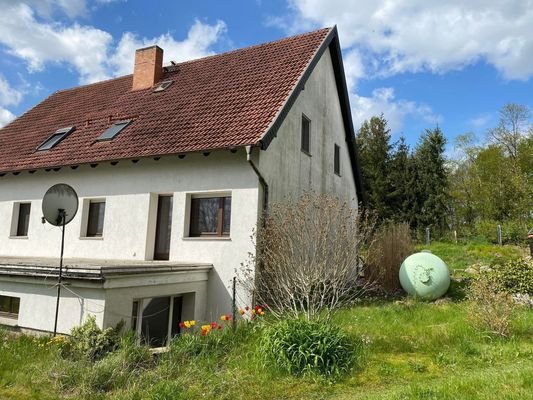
367,222,414,294
239,193,376,320
467,276,517,338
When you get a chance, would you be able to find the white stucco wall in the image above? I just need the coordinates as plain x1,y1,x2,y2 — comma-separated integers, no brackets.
0,151,260,323
257,47,358,207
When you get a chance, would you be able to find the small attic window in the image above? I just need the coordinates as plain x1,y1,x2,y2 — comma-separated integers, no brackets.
37,126,75,151
97,120,131,141
153,80,173,92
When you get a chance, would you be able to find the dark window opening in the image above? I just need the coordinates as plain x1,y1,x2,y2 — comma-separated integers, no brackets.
154,195,173,260
334,144,341,176
16,203,31,237
190,196,231,237
86,201,105,237
0,296,20,318
301,115,311,154
140,297,170,348
37,126,75,151
97,120,131,141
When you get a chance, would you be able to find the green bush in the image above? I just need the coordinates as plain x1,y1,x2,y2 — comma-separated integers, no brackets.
261,318,362,378
486,258,533,295
57,315,122,362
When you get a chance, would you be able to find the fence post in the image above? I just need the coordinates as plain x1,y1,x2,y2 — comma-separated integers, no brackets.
454,230,457,244
425,227,431,245
497,224,502,246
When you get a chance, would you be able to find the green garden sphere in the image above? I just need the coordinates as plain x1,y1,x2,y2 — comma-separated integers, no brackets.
399,252,450,300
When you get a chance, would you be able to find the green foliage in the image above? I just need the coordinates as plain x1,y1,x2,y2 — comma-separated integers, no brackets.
356,114,393,221
57,315,122,362
261,318,362,378
485,258,533,295
412,127,449,235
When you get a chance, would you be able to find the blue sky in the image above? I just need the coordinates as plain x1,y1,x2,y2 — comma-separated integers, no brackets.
1,0,532,152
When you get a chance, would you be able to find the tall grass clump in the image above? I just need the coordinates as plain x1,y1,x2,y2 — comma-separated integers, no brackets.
367,222,414,293
261,318,363,379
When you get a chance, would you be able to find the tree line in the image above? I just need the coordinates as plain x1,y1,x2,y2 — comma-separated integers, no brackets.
356,103,533,242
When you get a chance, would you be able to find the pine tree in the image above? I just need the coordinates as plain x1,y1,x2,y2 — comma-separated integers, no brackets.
387,136,415,224
412,127,449,235
356,114,392,221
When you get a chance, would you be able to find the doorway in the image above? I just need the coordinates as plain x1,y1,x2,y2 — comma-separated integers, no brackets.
154,195,173,260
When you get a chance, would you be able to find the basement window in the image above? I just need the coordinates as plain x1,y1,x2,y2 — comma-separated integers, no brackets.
37,126,75,151
97,120,131,141
153,80,173,92
0,295,20,318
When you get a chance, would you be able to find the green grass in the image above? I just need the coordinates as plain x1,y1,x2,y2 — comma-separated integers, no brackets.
1,242,531,400
1,301,532,400
415,242,526,273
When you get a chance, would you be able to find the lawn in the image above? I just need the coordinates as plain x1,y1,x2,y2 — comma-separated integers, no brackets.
0,243,532,400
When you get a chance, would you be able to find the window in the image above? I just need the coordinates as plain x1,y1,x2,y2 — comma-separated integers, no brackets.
132,296,182,347
301,114,311,154
334,144,341,176
0,296,20,318
37,126,75,151
15,203,31,237
153,80,173,92
97,120,131,141
189,196,231,237
86,200,105,237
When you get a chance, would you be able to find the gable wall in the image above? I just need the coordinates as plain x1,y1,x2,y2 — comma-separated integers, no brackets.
256,47,358,207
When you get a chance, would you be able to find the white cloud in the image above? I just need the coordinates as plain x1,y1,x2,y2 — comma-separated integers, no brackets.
0,76,23,128
109,20,227,76
350,87,441,133
0,108,15,128
0,2,112,83
287,0,533,80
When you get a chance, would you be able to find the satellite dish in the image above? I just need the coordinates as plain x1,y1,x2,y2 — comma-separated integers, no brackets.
42,183,79,226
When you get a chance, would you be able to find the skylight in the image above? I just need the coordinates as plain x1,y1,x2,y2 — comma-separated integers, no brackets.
153,80,173,92
37,127,75,151
97,120,131,141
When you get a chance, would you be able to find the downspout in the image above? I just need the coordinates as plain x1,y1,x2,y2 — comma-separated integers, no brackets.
245,145,269,213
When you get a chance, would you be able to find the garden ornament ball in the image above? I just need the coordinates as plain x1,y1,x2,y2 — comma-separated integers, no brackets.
399,251,450,300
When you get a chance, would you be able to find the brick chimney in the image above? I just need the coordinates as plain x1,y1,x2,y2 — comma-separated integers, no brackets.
132,45,163,91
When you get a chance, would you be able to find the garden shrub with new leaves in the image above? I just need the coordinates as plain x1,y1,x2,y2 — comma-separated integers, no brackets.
261,318,363,379
56,315,122,362
485,257,533,295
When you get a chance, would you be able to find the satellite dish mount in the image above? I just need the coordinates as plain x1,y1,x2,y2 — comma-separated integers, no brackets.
42,184,79,336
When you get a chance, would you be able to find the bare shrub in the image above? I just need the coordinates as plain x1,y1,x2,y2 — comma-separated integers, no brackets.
240,193,375,320
367,222,414,294
467,276,517,338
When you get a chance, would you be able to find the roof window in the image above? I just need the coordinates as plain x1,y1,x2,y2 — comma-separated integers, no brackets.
37,126,75,151
97,120,131,141
153,80,173,92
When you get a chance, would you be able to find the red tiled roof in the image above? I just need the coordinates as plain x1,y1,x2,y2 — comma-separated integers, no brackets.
0,28,332,173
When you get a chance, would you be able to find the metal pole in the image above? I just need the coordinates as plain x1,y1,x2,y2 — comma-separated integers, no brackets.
53,210,66,337
232,276,236,330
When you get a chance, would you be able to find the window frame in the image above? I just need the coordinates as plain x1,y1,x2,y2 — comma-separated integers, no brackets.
12,202,31,237
189,195,231,237
301,114,311,155
0,295,20,319
334,143,341,176
36,126,75,151
85,199,106,238
96,120,131,142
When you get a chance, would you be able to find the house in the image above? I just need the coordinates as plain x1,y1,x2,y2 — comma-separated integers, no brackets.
0,27,362,346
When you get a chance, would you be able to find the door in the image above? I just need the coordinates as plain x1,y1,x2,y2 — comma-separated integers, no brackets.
154,195,173,260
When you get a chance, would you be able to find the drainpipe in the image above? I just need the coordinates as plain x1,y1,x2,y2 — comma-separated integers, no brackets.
245,145,269,213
